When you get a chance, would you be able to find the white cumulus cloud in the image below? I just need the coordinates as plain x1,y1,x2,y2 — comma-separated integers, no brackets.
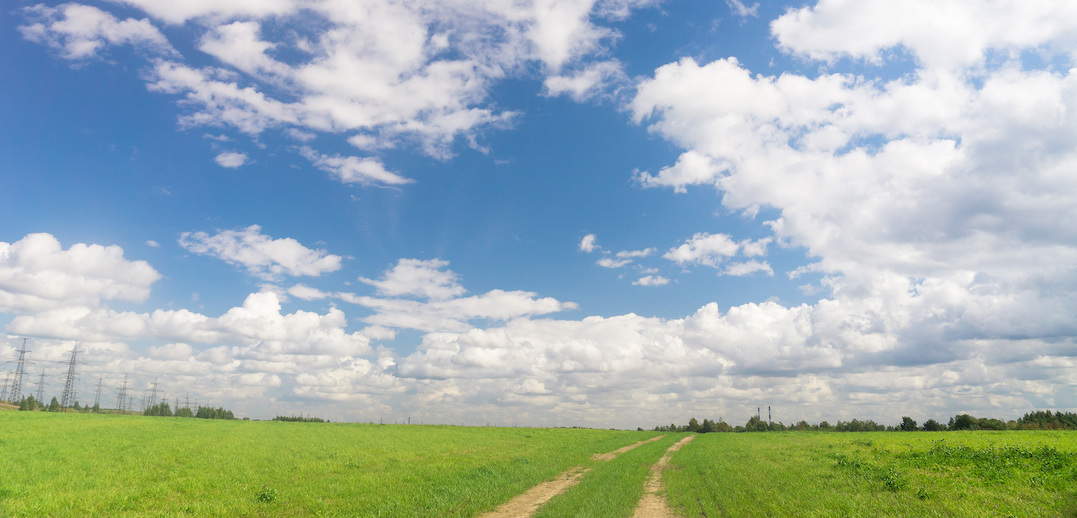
179,225,342,281
214,151,248,168
0,233,160,313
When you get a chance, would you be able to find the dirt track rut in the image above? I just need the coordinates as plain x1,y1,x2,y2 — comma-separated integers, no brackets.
631,435,695,518
479,435,667,518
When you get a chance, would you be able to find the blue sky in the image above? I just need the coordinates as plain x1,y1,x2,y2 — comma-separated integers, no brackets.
2,0,1076,428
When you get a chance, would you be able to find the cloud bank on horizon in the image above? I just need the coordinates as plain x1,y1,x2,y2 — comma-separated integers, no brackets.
2,0,1075,428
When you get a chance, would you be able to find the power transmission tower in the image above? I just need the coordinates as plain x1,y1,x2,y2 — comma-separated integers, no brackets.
1,371,10,402
93,376,103,409
117,373,129,413
148,377,159,408
36,370,46,403
9,338,30,401
60,343,81,410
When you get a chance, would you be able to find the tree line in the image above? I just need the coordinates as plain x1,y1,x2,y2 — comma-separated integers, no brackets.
11,396,236,420
14,395,99,413
651,410,1077,433
143,402,235,420
272,415,328,423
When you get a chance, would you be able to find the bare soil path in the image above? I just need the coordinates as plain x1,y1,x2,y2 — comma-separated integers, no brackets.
632,435,695,518
480,435,667,518
590,435,665,461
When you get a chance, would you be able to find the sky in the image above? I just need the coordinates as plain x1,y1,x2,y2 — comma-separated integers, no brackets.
1,0,1076,429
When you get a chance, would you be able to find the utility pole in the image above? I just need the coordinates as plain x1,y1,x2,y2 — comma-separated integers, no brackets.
117,373,129,413
10,338,30,401
36,370,46,403
60,343,80,410
93,376,103,409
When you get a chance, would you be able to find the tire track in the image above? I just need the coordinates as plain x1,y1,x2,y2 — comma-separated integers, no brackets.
632,435,695,518
480,435,666,518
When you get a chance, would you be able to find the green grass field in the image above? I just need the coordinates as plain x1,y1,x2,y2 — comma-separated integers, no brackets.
664,431,1077,517
0,411,658,517
3,411,1076,517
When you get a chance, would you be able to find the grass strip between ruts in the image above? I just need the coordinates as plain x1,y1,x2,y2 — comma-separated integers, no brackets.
535,433,685,518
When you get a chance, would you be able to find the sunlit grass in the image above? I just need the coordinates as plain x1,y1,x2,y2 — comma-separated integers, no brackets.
664,431,1077,517
0,411,659,517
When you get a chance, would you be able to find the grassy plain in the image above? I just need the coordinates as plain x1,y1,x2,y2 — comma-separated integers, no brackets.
0,411,659,517
665,431,1077,517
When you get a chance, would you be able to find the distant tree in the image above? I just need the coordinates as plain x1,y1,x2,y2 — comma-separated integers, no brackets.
175,407,194,418
143,402,173,417
687,417,702,433
949,414,975,431
91,402,100,413
817,420,832,431
794,420,810,431
976,418,1007,431
195,406,235,420
745,415,769,432
1017,410,1077,430
273,415,326,423
48,397,61,412
18,395,38,411
73,401,81,411
900,416,918,431
701,419,717,433
922,419,945,431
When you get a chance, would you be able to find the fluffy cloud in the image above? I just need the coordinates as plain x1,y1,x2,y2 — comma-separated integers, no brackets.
596,257,631,269
633,275,669,286
21,0,654,177
0,233,160,313
543,60,627,101
19,4,175,60
358,258,465,300
351,259,576,332
578,233,598,253
179,225,342,280
7,291,372,357
725,0,759,18
214,151,248,168
770,0,1077,70
352,289,577,333
664,233,739,267
298,147,411,186
631,0,1077,369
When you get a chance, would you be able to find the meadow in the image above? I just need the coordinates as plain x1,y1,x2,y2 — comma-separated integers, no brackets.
666,431,1077,517
0,411,658,517
1,410,1075,517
